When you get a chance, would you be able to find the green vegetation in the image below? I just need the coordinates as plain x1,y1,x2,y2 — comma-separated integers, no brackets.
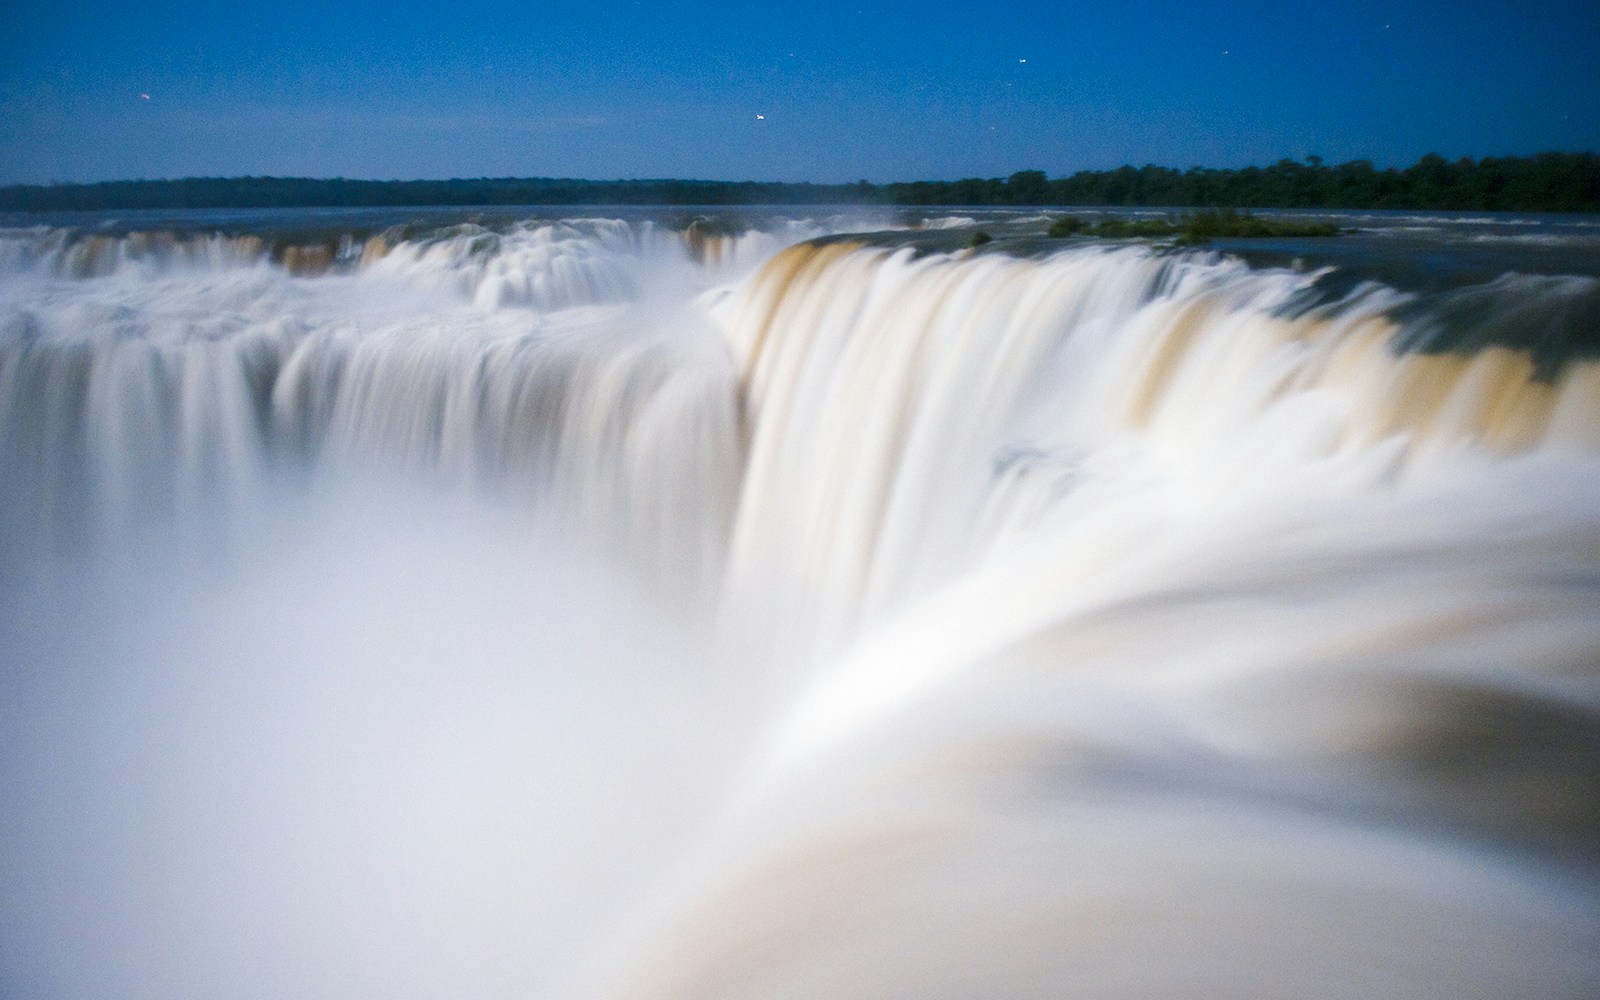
1054,216,1182,239
1047,209,1341,244
2,153,1596,213
1044,216,1089,237
889,154,1600,212
1179,208,1341,240
0,176,879,212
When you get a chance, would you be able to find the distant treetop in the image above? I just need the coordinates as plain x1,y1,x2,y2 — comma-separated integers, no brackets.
2,153,1596,213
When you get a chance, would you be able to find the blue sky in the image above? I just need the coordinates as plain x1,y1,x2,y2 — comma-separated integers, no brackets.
2,1,1597,183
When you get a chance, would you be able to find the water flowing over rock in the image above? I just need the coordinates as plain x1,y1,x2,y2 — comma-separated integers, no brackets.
2,209,1597,1000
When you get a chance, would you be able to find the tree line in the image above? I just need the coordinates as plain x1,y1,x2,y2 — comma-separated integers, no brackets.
888,154,1599,211
2,153,1596,213
0,177,872,212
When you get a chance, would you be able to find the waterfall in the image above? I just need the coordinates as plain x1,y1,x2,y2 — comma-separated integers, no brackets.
2,212,1597,1000
716,240,1599,654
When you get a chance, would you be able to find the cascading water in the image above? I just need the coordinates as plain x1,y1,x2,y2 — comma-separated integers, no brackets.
1,208,1597,999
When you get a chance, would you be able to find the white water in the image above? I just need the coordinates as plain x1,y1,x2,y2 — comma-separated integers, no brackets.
2,215,1597,999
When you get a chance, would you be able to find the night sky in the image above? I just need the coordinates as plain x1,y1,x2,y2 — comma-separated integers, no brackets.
3,0,1597,184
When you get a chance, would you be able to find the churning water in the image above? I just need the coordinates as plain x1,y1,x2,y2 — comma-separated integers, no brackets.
1,207,1598,999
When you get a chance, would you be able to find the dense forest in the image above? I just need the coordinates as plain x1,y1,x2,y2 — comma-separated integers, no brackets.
887,153,1600,211
2,153,1596,213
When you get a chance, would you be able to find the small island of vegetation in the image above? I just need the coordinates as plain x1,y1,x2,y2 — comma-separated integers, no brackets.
1046,209,1342,244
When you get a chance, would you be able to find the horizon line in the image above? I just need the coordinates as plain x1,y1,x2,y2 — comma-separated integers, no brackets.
6,150,1599,190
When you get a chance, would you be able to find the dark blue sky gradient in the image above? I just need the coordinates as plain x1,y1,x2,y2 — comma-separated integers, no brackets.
3,1,1597,183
